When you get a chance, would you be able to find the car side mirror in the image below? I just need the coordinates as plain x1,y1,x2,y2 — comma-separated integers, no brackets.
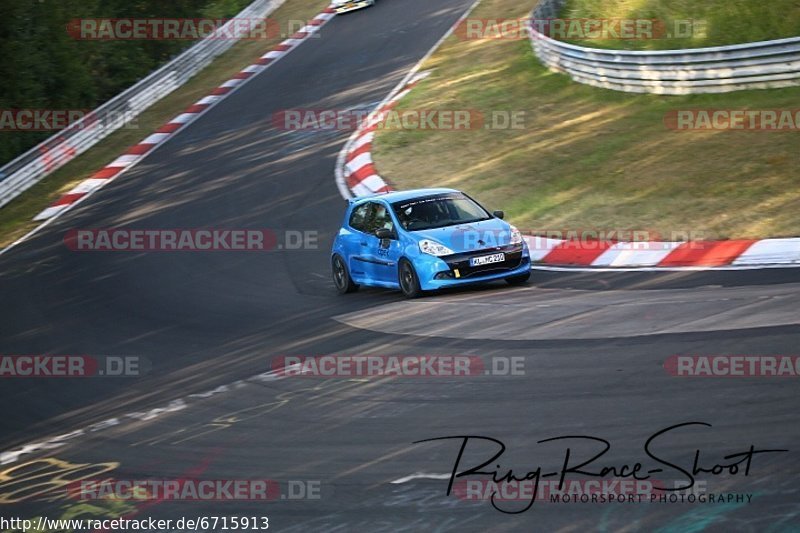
375,228,394,248
493,210,505,219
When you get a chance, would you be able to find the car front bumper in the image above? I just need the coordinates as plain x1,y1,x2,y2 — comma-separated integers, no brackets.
333,1,372,13
415,244,531,291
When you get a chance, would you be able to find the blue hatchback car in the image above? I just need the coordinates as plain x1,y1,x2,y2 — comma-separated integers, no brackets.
331,188,531,297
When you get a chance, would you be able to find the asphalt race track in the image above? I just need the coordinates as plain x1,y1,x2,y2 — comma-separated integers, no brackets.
1,0,800,530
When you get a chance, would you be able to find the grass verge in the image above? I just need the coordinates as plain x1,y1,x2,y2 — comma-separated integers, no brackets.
0,0,330,250
373,0,800,240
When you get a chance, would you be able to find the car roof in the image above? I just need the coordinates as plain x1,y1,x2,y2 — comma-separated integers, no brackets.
350,188,461,205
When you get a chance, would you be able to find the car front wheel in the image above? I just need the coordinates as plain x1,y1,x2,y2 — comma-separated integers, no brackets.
332,255,359,294
398,259,422,298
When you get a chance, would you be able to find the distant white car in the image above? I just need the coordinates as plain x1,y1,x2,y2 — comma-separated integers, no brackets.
332,0,376,14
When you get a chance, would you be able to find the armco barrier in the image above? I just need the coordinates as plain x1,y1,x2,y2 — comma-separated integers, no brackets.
0,0,287,209
529,0,800,95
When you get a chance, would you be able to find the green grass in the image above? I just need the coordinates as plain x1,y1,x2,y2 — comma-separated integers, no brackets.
0,0,330,249
372,0,800,240
560,0,800,50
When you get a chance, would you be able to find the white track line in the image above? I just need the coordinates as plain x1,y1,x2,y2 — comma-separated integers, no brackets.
391,473,452,484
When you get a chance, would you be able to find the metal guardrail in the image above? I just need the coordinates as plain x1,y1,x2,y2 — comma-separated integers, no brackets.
0,0,287,209
529,0,800,95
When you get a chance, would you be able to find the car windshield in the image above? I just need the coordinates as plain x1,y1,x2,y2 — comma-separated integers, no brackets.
391,193,492,231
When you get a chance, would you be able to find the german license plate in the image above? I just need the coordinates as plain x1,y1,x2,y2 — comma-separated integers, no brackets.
470,253,504,267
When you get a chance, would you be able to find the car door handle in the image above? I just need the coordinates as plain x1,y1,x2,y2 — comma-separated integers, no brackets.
360,241,368,246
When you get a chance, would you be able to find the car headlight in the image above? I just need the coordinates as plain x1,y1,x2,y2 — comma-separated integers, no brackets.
510,225,523,245
419,239,455,257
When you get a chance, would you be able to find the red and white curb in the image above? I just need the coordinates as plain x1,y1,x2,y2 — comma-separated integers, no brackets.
336,71,430,198
32,7,337,223
525,236,800,269
334,0,483,199
334,73,800,270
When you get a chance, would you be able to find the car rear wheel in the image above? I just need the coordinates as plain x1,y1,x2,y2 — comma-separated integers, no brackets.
506,271,531,285
398,259,422,299
332,255,359,294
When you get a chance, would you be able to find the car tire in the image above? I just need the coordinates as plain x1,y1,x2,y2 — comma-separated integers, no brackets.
506,271,531,285
398,259,422,299
332,255,359,294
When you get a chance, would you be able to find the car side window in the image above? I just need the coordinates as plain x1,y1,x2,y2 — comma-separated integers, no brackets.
365,203,394,235
349,203,371,232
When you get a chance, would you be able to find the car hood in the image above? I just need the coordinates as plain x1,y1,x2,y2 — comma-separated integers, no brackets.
410,218,516,254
